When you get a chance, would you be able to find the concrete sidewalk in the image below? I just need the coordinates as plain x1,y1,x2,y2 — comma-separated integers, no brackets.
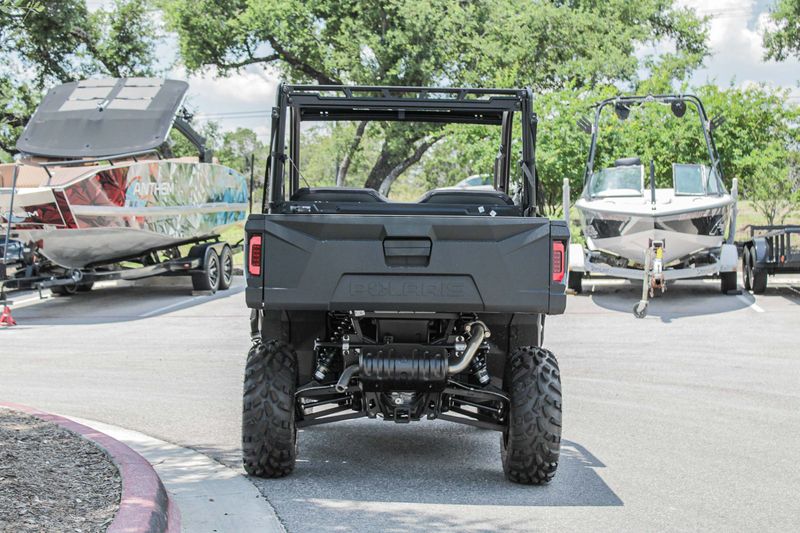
68,416,283,533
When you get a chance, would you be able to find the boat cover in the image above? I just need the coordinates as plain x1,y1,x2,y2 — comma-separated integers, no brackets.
16,78,188,158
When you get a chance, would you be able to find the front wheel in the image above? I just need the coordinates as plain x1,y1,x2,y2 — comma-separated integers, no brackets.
501,346,562,484
242,340,298,478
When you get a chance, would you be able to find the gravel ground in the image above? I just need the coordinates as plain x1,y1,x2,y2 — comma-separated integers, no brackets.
0,409,121,533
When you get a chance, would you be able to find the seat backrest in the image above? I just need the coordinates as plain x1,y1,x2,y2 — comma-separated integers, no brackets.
418,189,514,206
614,157,641,167
290,187,388,203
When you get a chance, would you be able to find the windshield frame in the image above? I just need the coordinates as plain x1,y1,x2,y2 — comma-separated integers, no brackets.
588,165,644,198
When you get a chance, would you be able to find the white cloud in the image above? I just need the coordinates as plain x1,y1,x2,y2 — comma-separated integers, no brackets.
168,65,280,141
679,0,800,98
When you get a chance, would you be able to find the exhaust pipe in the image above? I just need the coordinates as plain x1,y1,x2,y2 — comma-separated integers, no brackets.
448,321,490,375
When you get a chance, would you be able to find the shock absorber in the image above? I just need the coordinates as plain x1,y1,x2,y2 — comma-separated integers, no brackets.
470,351,491,386
314,348,335,381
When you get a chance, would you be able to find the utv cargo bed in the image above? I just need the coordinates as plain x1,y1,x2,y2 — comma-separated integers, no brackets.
246,213,568,314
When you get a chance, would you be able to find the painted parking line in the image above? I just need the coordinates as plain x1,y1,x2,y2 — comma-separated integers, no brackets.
737,294,765,313
138,286,245,318
139,296,201,318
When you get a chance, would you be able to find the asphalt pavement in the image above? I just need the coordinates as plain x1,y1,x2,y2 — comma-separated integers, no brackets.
1,275,799,532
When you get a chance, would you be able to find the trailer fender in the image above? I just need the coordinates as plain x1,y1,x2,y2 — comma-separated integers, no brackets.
568,243,586,273
719,243,738,272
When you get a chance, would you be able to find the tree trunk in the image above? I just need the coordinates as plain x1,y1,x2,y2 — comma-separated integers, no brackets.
336,120,367,187
363,143,397,191
378,137,441,196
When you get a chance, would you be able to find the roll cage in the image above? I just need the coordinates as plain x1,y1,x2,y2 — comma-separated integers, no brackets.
264,84,541,215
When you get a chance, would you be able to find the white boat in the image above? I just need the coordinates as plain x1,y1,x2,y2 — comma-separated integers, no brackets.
567,95,739,318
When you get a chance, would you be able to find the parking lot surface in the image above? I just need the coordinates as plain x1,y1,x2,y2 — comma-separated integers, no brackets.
1,276,798,531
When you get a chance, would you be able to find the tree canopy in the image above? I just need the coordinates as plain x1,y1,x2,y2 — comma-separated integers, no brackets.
0,0,159,158
763,0,800,61
162,0,710,194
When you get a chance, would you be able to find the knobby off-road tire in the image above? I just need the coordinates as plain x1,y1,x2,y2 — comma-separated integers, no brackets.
242,340,298,478
501,346,562,485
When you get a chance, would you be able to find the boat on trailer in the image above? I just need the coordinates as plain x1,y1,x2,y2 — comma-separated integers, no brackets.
566,95,739,318
0,78,248,295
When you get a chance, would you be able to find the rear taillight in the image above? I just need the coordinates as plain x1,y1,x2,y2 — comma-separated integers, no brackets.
552,241,565,283
248,235,262,276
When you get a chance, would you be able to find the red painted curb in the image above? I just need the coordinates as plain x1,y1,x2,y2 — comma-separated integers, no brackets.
0,402,180,533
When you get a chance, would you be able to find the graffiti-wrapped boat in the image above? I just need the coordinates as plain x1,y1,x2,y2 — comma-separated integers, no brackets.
0,78,248,295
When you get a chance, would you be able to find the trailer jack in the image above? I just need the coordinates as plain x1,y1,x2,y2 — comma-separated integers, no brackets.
633,240,666,319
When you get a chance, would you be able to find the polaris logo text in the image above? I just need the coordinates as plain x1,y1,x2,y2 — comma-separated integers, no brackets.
349,280,465,298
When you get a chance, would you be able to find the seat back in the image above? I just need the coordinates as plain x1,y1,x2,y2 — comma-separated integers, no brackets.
291,187,388,203
418,189,514,206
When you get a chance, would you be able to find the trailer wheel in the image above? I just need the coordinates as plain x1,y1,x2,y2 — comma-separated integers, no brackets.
501,346,561,485
751,248,768,294
76,281,94,292
218,245,234,291
51,284,78,296
242,340,298,478
567,271,583,294
720,271,737,294
743,248,752,291
192,247,220,293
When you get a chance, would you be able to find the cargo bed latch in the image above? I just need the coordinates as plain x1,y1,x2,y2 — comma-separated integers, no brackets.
382,238,432,267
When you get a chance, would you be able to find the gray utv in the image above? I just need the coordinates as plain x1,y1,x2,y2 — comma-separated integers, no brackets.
242,84,568,484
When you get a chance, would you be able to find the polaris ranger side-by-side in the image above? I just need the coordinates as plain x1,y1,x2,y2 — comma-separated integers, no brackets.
243,85,568,484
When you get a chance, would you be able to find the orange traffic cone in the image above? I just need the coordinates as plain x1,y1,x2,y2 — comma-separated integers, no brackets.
0,305,16,327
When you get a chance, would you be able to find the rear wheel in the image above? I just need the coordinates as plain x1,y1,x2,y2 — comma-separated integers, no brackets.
567,271,583,294
218,245,234,291
720,271,737,294
191,247,220,293
242,340,298,478
751,248,768,294
501,346,562,484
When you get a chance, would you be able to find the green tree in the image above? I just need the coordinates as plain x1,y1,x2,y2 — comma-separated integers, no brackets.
161,0,709,196
0,0,160,156
763,0,800,61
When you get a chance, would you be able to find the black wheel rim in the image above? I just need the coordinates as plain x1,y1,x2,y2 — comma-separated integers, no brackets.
208,255,219,287
223,251,233,285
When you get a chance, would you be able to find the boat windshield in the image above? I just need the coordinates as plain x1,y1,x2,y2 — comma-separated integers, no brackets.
673,164,725,196
589,166,643,197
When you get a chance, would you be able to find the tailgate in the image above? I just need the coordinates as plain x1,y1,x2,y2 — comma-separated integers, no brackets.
245,214,568,314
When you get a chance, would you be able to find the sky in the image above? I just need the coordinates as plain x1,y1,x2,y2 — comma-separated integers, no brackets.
92,0,800,142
